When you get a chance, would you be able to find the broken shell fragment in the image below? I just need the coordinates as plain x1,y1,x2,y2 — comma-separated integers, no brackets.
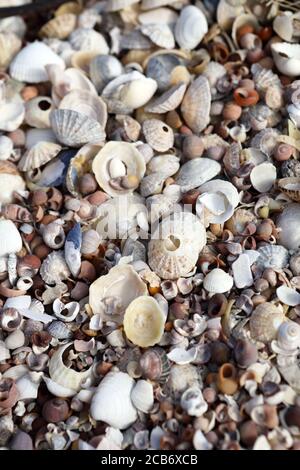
276,285,300,307
0,219,22,257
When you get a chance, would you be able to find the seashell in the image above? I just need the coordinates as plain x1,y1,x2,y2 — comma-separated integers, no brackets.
203,268,233,294
0,32,22,69
65,143,101,198
251,128,280,157
145,82,186,114
278,177,300,202
42,220,65,249
89,55,124,93
124,296,166,347
64,222,81,278
47,65,97,104
175,5,208,51
81,229,101,254
231,13,259,47
90,371,137,429
142,119,174,152
92,141,146,197
277,355,300,394
10,430,33,451
0,377,19,410
141,0,178,9
0,219,22,257
24,96,53,129
5,329,25,350
141,23,175,49
250,303,286,343
193,429,213,451
181,76,211,134
0,161,25,204
256,245,289,270
121,29,153,50
271,42,300,77
232,253,253,289
102,71,157,113
148,212,206,280
47,320,72,340
139,171,166,197
175,158,221,192
16,372,43,401
0,101,25,132
180,386,208,417
10,41,65,83
250,162,277,193
277,321,300,352
43,376,76,398
139,7,178,26
168,363,200,397
69,28,109,54
147,154,179,177
277,203,300,250
167,347,198,365
49,343,93,393
251,64,281,97
52,299,79,323
139,347,170,383
89,264,148,324
50,109,105,147
18,142,61,171
276,285,300,307
217,0,246,31
0,308,22,332
39,14,77,40
146,52,183,93
59,89,107,128
234,339,258,369
131,379,154,413
106,0,140,12
0,135,13,161
40,250,70,285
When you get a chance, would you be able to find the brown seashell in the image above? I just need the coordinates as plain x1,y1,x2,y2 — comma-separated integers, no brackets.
42,398,69,423
70,281,89,300
249,302,286,343
285,405,300,428
78,174,98,196
17,254,41,277
274,143,293,162
207,294,228,318
210,342,230,365
142,119,174,152
2,204,32,222
234,339,258,368
182,135,204,160
240,421,258,447
0,280,26,298
217,363,238,395
78,260,97,282
222,102,242,121
181,76,211,134
0,378,19,409
39,14,77,40
278,177,300,202
139,347,171,384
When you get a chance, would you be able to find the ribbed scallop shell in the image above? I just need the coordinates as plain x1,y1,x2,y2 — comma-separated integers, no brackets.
39,13,77,39
141,23,175,49
277,203,300,250
10,41,65,83
250,303,286,343
69,28,109,54
251,64,281,96
59,89,107,127
175,158,221,193
181,76,211,134
89,55,123,93
256,245,289,270
203,268,233,294
18,142,62,171
40,251,70,285
142,119,174,152
148,212,206,279
50,109,106,147
0,32,22,69
145,82,186,113
175,5,208,50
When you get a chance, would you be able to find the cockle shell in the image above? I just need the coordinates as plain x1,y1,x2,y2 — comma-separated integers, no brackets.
0,220,22,257
10,41,65,83
203,268,233,294
141,23,175,49
90,371,137,429
89,55,124,93
39,13,77,39
148,212,206,280
175,158,221,192
145,82,186,114
92,141,146,197
124,296,165,347
271,42,300,77
69,28,109,54
40,251,70,285
131,379,154,413
59,89,107,127
277,321,300,351
89,264,148,324
181,75,211,134
175,5,208,51
0,161,25,204
250,303,286,343
49,343,93,393
256,245,289,270
250,162,277,193
142,119,174,152
277,203,300,250
18,142,62,171
0,32,22,69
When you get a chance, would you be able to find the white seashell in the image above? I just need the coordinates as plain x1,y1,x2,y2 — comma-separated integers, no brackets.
203,268,233,294
24,96,54,129
16,372,43,401
277,204,300,250
217,0,246,31
148,212,206,280
141,23,175,49
139,7,178,26
167,347,198,365
70,28,109,54
0,219,22,257
0,135,13,161
92,141,146,197
90,371,137,429
180,386,208,417
58,89,107,127
106,0,139,12
196,180,239,227
81,229,101,254
147,154,180,177
0,162,25,204
131,379,154,413
95,427,123,451
49,343,93,393
276,285,300,307
145,82,187,114
3,364,28,381
47,65,97,104
176,158,221,192
89,313,103,332
0,16,26,39
175,5,208,51
232,253,253,289
0,340,10,361
89,264,148,324
250,162,277,193
181,75,211,134
43,376,77,398
40,250,70,285
10,41,65,83
18,142,61,171
256,245,289,270
273,12,295,42
50,109,106,147
53,298,79,322
193,429,213,450
0,32,22,69
271,42,300,77
0,102,25,132
277,321,300,351
106,329,126,348
141,0,178,9
287,104,300,128
5,329,25,350
124,296,166,347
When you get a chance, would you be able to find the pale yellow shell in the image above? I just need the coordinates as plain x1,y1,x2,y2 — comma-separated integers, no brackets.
250,303,286,343
0,32,22,69
181,75,211,134
39,14,77,39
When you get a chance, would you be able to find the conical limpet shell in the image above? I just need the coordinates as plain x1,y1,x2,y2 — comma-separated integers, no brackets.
142,119,174,152
175,5,208,51
249,303,286,343
181,76,211,134
124,296,166,347
148,212,206,280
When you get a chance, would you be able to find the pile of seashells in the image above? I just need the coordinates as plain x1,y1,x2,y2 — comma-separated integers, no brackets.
3,0,300,452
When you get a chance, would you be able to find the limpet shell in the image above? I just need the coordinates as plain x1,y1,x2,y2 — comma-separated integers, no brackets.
175,158,221,192
145,82,187,114
277,203,300,250
271,42,300,77
181,76,211,134
124,296,165,347
39,14,77,39
250,303,286,343
278,177,300,202
148,212,206,280
175,5,208,51
89,264,148,324
142,119,174,152
18,142,62,171
203,268,233,294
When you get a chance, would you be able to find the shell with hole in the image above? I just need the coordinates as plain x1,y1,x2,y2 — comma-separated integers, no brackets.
92,141,146,197
148,212,206,280
24,97,54,129
90,371,137,429
0,32,22,69
9,41,65,83
181,75,211,134
203,268,233,294
175,5,208,51
0,161,25,204
142,119,174,152
89,264,148,324
250,302,286,343
277,203,300,250
271,42,300,77
39,13,77,39
231,13,259,48
124,296,166,347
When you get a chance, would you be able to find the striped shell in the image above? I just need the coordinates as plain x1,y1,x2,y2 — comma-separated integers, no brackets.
256,245,289,270
175,158,221,192
18,142,61,171
250,303,286,343
278,177,300,202
39,13,77,39
175,5,208,50
181,76,211,134
141,23,175,49
145,82,187,113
